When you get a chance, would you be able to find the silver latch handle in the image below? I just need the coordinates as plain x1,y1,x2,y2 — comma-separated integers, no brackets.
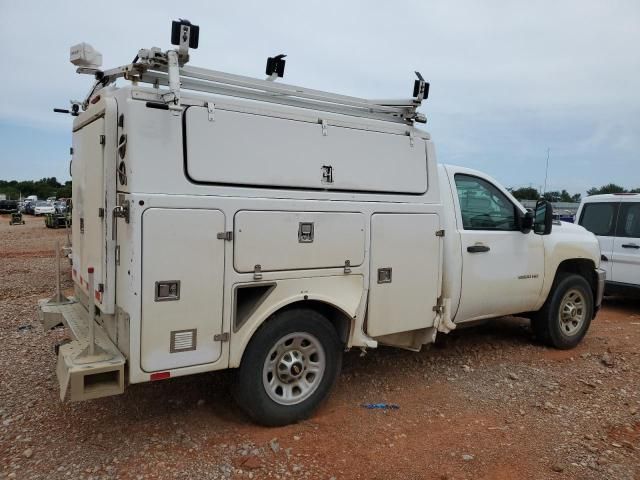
111,206,122,241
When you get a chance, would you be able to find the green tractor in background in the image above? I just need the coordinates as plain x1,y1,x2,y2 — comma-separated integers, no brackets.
44,198,72,229
44,212,71,228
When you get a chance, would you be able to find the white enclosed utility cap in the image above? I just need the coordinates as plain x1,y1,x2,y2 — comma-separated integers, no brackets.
70,43,102,68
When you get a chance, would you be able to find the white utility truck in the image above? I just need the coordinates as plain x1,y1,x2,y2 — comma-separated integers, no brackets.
41,20,605,426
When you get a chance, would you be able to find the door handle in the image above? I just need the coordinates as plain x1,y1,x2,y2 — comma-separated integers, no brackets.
467,244,490,253
621,243,640,249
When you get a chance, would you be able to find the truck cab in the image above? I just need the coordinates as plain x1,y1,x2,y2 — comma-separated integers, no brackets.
440,165,604,328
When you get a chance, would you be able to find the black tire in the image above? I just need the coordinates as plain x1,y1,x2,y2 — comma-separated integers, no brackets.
532,273,594,349
233,308,342,427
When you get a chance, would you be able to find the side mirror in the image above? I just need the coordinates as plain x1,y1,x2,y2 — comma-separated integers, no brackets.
534,199,553,235
520,211,533,234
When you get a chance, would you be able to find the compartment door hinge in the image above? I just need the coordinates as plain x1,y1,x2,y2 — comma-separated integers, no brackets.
214,332,229,342
99,134,106,145
253,264,263,280
207,102,215,121
216,231,233,241
435,229,445,237
320,119,328,136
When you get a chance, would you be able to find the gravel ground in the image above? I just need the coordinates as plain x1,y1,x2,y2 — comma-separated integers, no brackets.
1,214,639,479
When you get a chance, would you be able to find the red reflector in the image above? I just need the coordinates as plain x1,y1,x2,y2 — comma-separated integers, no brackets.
90,95,101,104
150,372,170,381
88,267,94,274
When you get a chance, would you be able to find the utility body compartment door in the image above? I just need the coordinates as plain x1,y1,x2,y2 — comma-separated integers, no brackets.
184,106,428,194
141,208,225,372
234,211,365,272
366,213,441,337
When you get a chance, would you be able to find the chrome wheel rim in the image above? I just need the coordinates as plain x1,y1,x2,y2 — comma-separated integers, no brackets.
559,288,586,336
262,332,326,405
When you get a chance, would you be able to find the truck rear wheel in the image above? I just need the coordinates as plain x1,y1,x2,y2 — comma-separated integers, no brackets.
233,308,342,426
532,273,593,349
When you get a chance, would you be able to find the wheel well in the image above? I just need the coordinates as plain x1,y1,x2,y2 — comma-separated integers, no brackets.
555,259,597,298
279,300,353,345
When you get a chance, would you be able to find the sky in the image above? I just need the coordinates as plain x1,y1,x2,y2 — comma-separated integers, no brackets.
0,0,639,195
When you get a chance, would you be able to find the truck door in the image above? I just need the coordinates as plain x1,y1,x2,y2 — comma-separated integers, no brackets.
140,208,226,372
611,201,640,285
577,200,619,281
451,172,544,321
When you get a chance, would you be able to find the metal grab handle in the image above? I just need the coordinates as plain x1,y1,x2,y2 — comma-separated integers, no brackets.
622,243,640,249
467,244,490,253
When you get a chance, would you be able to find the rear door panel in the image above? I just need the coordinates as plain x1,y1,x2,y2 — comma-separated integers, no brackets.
71,117,105,303
611,202,640,285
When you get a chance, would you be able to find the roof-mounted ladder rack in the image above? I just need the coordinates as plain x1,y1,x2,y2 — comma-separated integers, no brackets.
137,65,427,125
78,43,429,125
76,21,428,125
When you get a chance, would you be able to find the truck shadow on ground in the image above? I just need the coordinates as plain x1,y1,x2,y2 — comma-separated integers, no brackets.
86,315,540,426
63,301,638,429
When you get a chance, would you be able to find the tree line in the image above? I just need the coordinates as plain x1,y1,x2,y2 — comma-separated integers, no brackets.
509,183,640,202
0,178,72,200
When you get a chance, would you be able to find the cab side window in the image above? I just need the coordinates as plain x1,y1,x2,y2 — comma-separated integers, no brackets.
616,203,640,238
454,174,518,231
579,203,618,236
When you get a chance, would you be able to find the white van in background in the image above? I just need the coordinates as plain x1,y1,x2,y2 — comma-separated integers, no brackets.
577,194,640,295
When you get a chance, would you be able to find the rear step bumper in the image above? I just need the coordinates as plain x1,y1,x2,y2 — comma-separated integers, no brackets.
38,298,125,402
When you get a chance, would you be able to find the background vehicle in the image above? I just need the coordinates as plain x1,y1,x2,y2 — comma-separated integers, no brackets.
0,199,18,214
33,200,55,216
577,193,640,295
553,209,575,222
40,20,604,426
54,200,68,213
22,201,35,215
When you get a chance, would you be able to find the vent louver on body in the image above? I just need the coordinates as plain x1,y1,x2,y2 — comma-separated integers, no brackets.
170,329,197,352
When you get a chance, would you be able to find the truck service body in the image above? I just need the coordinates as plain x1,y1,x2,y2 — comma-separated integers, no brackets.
41,21,605,425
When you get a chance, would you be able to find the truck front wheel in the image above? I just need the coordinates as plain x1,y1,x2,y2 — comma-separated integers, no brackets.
532,273,594,349
233,308,342,426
